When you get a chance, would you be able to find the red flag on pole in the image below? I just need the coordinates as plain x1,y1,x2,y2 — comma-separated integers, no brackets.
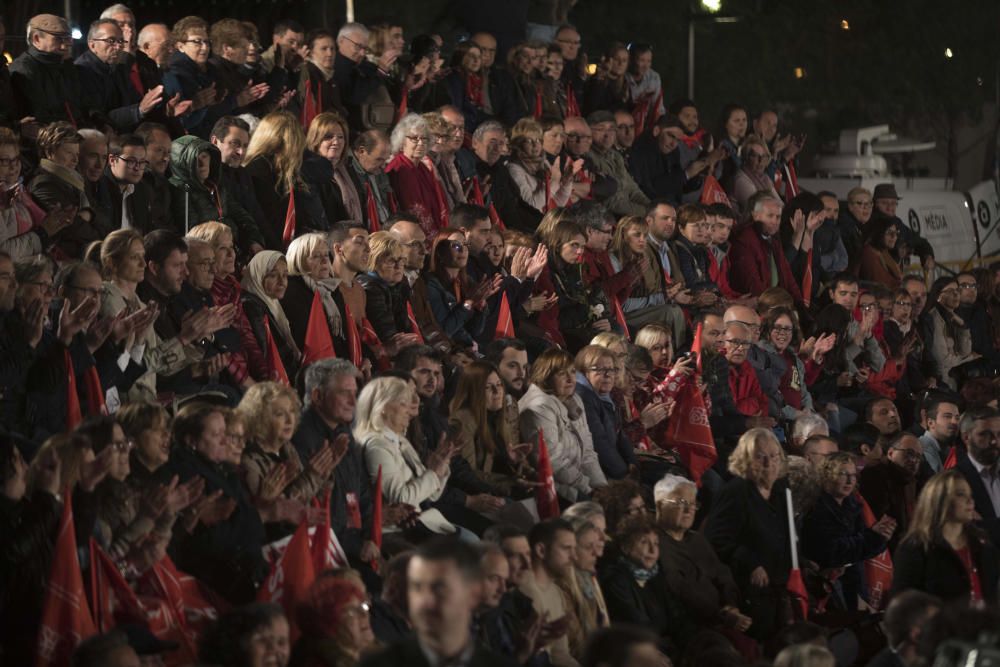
612,297,630,341
495,292,514,339
302,290,336,365
469,177,506,231
36,488,96,667
264,319,290,385
943,447,958,470
487,203,506,231
65,349,82,430
258,517,316,639
700,174,731,207
371,465,383,554
365,181,381,232
785,487,809,620
858,493,893,611
533,90,543,119
565,85,580,118
300,82,319,130
801,248,814,307
281,193,296,248
662,379,716,485
311,489,349,573
535,429,560,519
406,301,425,343
89,539,145,633
137,555,219,661
82,366,107,417
342,301,363,368
691,322,704,373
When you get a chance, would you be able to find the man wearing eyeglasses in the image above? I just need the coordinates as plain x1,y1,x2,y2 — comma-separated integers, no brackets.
10,14,82,124
859,431,923,552
103,134,156,233
334,22,390,133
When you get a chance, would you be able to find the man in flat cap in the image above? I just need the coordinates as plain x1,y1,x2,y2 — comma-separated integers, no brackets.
871,182,935,271
10,14,82,125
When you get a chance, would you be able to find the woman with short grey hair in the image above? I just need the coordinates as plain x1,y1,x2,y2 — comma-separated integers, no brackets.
386,113,448,237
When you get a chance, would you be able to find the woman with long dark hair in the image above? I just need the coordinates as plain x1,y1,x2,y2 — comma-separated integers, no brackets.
927,276,979,390
859,218,903,289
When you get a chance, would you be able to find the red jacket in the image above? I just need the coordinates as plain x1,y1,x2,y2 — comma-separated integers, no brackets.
729,360,768,417
727,222,803,302
582,248,635,303
386,154,449,238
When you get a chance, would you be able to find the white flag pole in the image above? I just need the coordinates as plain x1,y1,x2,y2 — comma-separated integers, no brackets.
786,487,799,571
346,0,355,23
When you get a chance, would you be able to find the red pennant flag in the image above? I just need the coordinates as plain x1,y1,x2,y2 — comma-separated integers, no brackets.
342,301,363,368
470,177,485,206
310,489,349,573
406,301,425,343
533,90,543,119
691,322,704,373
83,366,107,417
360,317,390,371
487,203,506,232
300,81,319,130
281,193,296,248
536,429,560,519
264,319,290,385
565,85,580,118
787,568,809,620
365,181,382,232
89,539,145,633
371,465,383,554
943,446,958,470
137,555,220,662
259,517,316,639
612,297,630,341
782,162,800,199
65,349,82,430
36,488,96,667
700,174,732,207
544,171,558,211
396,86,409,123
495,291,514,339
663,377,716,485
858,493,893,611
802,248,814,307
302,290,336,365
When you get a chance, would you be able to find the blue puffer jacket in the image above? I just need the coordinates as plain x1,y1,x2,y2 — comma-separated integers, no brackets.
575,372,636,479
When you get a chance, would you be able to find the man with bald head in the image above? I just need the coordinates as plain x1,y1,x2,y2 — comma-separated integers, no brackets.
724,304,784,418
439,105,476,181
563,116,616,203
389,215,452,351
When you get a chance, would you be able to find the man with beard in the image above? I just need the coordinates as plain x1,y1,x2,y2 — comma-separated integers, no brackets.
919,395,961,473
361,538,509,667
484,338,529,400
520,519,578,667
814,191,848,282
133,122,176,233
867,397,903,440
668,98,710,170
860,431,923,552
954,408,1000,546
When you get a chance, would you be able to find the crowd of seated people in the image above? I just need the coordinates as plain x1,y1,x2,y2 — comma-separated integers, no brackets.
3,5,1000,667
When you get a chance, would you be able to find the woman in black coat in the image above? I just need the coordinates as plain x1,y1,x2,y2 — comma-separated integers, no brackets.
240,251,301,383
574,344,636,481
357,231,414,342
802,452,894,610
281,233,346,361
704,428,794,642
890,469,999,605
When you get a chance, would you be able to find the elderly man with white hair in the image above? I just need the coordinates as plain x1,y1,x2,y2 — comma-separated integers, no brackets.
653,474,753,637
333,22,388,132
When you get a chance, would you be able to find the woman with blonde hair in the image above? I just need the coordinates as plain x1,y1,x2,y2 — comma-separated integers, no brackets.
244,111,324,250
354,376,457,537
305,111,358,225
507,118,577,214
891,469,999,603
280,232,343,357
534,207,570,246
704,428,794,640
356,231,423,348
237,382,336,531
773,644,835,667
732,135,779,210
519,348,607,502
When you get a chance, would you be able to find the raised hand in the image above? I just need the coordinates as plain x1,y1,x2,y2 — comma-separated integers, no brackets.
640,401,670,429
191,83,218,111
165,93,194,118
58,296,100,345
524,244,549,280
40,203,76,237
24,298,46,348
138,85,165,115
80,446,115,492
258,461,292,501
235,82,270,107
307,442,337,480
85,311,118,353
509,246,531,280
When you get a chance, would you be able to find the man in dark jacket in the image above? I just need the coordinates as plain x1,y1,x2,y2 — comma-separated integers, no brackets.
134,121,176,232
209,116,267,254
859,431,923,552
871,183,935,271
76,19,164,132
102,134,159,233
349,130,395,231
334,23,390,133
954,407,1000,547
10,14,81,124
629,117,721,205
471,121,539,234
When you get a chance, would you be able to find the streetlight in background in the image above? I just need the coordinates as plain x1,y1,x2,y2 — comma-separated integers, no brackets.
688,1,740,99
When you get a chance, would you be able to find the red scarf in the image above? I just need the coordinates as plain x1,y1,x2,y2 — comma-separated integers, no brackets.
465,73,485,108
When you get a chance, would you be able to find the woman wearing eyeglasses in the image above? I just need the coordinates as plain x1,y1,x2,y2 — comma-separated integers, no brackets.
732,135,779,211
704,428,794,641
654,474,754,650
891,469,999,604
386,113,449,238
801,452,894,611
575,344,638,482
357,232,423,353
927,276,979,391
758,307,815,423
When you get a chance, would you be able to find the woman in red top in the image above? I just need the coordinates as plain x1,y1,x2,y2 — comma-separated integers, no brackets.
891,469,999,605
385,113,449,238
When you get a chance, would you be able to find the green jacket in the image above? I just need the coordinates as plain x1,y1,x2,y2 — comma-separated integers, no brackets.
168,135,264,248
587,145,650,217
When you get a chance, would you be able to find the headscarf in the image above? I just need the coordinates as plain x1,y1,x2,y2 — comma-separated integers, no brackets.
286,234,344,336
241,250,301,359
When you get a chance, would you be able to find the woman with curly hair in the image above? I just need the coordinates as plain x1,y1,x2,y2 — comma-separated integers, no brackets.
592,479,646,535
386,113,449,237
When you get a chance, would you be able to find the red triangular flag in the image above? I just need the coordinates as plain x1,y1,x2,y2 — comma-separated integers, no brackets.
282,193,296,248
406,301,425,343
258,517,316,640
533,90,543,119
943,446,958,470
787,568,809,620
495,291,514,339
802,248,814,307
371,465,383,551
89,539,145,633
612,297,630,341
35,488,96,667
300,81,319,130
136,555,220,662
536,429,560,519
691,322,703,373
663,377,716,485
365,181,382,233
302,290,336,365
565,85,580,118
264,319,290,385
858,492,893,611
83,366,107,417
544,171,557,211
487,203,506,232
342,301,363,368
65,349,82,430
396,85,409,123
310,489,349,573
359,317,390,371
470,177,485,206
700,174,731,207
